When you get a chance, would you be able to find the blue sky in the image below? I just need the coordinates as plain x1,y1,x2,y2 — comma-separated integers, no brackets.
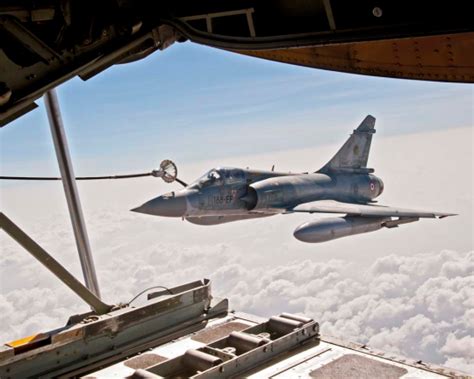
1,41,472,176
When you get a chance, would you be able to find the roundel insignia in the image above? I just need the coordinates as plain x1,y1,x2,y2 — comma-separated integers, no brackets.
370,182,375,191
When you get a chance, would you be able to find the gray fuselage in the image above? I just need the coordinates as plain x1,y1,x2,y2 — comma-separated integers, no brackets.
134,167,384,224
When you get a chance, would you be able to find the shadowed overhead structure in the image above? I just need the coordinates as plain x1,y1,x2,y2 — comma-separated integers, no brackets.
1,0,473,126
236,32,474,83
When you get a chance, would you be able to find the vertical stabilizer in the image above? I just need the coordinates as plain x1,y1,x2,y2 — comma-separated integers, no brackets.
318,115,376,174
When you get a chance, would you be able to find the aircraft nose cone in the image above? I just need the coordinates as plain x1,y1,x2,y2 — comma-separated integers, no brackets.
132,192,187,217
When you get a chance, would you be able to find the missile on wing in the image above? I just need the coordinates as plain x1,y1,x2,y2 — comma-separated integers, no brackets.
293,216,390,243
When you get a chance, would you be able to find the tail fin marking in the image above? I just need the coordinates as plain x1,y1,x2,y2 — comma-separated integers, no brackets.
318,115,376,174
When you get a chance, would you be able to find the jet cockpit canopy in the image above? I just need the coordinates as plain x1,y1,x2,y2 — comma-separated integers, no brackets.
190,169,222,189
190,168,245,189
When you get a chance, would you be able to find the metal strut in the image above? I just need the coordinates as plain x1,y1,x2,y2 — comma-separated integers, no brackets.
44,89,102,298
0,213,112,314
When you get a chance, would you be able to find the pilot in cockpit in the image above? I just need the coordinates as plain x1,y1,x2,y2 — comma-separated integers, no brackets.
208,169,221,183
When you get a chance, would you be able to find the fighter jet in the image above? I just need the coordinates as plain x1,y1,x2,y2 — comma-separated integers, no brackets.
132,115,455,243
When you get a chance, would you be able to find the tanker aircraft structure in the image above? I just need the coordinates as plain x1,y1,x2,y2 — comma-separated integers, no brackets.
133,115,455,243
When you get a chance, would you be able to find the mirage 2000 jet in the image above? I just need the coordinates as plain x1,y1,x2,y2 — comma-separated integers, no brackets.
132,115,455,243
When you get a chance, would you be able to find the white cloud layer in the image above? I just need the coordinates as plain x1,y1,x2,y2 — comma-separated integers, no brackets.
1,209,472,373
